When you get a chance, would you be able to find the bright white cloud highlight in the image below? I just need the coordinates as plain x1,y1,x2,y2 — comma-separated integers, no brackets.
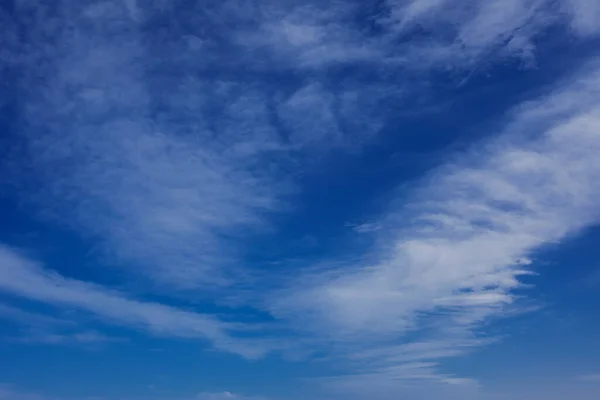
269,60,600,391
2,1,600,399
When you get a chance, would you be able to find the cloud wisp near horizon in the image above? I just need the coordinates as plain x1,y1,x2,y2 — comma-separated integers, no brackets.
1,1,600,399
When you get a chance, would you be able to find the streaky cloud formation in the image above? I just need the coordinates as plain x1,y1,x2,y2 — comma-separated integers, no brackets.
233,0,600,69
1,1,600,400
268,60,600,394
0,245,270,358
3,0,600,291
197,392,271,400
2,0,396,291
8,1,286,288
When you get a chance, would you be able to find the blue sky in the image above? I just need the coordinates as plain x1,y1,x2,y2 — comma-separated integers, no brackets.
1,0,600,399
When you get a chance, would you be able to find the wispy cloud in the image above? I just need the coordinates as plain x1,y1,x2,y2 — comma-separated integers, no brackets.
3,0,397,291
196,392,270,400
388,0,600,68
346,222,383,234
0,303,71,328
7,0,595,297
2,1,600,399
565,0,600,35
0,302,115,346
233,2,384,68
11,3,285,288
228,0,600,70
0,385,271,400
197,393,239,400
13,330,126,347
0,303,102,345
268,60,600,393
0,245,271,358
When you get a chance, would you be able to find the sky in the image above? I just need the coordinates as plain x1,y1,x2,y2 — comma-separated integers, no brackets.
1,0,600,399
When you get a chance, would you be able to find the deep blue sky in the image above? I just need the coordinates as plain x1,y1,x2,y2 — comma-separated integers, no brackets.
1,1,600,399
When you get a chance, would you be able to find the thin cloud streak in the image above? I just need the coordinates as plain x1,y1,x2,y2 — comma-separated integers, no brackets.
269,61,600,390
0,303,71,328
0,245,269,359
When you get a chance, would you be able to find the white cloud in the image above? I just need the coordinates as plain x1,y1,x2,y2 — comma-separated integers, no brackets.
391,0,600,67
195,392,273,400
196,392,238,400
14,330,126,346
0,303,71,328
0,245,270,358
2,2,600,399
0,385,270,400
347,222,382,234
233,2,383,68
231,0,600,70
268,60,600,391
3,0,396,291
382,0,556,68
0,303,118,346
8,0,594,296
565,0,600,35
5,0,292,289
277,83,343,147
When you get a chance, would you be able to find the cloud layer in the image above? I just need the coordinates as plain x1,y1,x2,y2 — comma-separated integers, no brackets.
268,60,600,393
1,1,600,400
0,245,270,358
